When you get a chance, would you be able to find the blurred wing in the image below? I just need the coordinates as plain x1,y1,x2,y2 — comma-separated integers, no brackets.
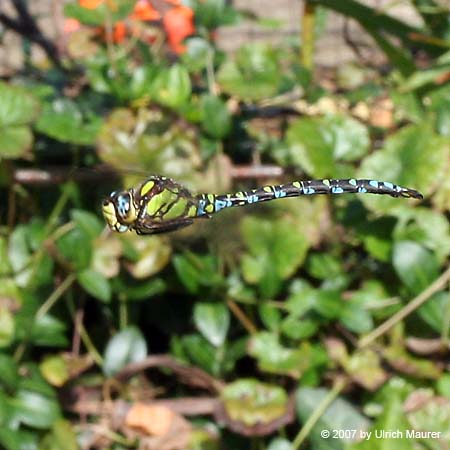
134,217,194,235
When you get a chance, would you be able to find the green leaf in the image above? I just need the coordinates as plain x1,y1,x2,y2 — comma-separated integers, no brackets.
0,127,33,159
345,349,387,391
64,0,133,25
217,43,281,101
392,241,440,295
113,277,166,302
221,379,288,426
40,419,78,450
201,95,231,139
404,388,450,445
77,268,111,302
240,217,309,298
191,0,238,29
0,308,14,348
64,3,106,25
151,65,191,110
394,207,450,264
0,82,39,160
97,108,200,184
92,235,122,279
56,227,92,271
178,334,218,374
258,303,282,332
125,235,171,279
324,114,370,161
173,253,221,293
352,379,413,450
437,373,450,398
31,315,68,348
297,386,371,449
70,209,103,239
35,98,101,145
267,438,292,450
40,355,69,387
0,429,37,450
417,291,450,333
103,326,147,376
181,37,211,72
193,302,230,347
306,253,343,280
12,388,61,429
0,353,18,390
129,65,159,100
285,280,316,317
281,316,318,340
286,117,335,177
286,114,369,177
312,289,343,319
248,332,326,377
383,330,441,379
340,302,373,334
359,123,449,213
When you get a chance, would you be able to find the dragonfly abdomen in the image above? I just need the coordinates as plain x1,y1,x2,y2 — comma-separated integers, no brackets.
194,178,423,216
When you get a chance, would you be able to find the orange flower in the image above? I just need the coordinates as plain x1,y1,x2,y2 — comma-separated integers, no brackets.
79,0,104,9
113,21,127,43
132,0,161,21
163,5,195,54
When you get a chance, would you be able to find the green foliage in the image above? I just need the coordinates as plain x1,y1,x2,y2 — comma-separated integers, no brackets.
0,82,39,159
1,0,449,448
103,326,147,376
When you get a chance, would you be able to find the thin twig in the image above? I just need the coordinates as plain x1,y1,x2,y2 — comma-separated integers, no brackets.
227,299,258,335
0,0,61,66
292,377,346,450
36,273,76,319
116,354,224,392
358,265,450,348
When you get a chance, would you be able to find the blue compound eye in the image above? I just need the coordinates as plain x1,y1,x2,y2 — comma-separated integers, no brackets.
116,193,130,218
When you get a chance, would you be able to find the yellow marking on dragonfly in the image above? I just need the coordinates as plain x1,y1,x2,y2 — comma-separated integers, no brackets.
146,192,165,215
207,194,215,203
263,186,272,192
292,181,301,188
322,179,330,186
140,181,155,196
187,205,197,217
164,198,188,219
102,202,117,228
205,204,214,213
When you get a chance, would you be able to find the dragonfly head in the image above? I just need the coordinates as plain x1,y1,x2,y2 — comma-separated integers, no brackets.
102,190,138,233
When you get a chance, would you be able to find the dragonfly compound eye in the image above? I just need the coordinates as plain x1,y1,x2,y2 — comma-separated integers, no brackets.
117,194,130,218
114,191,138,224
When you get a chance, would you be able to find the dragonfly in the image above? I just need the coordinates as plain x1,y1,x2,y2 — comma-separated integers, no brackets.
102,175,423,235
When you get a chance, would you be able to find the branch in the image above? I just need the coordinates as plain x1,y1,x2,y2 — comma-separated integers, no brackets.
13,164,285,185
0,0,62,67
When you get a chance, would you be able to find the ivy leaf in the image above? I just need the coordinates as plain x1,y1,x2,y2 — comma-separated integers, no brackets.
77,268,111,303
286,114,369,177
392,241,440,295
0,82,39,159
103,326,147,376
194,302,230,347
201,94,231,139
359,123,449,213
151,65,191,110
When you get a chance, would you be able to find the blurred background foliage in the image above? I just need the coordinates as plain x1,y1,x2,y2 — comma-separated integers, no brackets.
0,0,449,449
